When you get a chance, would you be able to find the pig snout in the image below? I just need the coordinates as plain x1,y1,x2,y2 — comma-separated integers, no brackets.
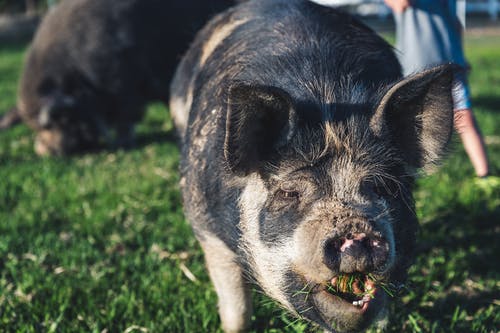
322,222,390,274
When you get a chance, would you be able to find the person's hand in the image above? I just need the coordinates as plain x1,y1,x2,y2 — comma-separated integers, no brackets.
384,0,412,13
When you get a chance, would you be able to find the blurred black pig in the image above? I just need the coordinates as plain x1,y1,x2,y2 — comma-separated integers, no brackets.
170,0,455,332
11,0,233,155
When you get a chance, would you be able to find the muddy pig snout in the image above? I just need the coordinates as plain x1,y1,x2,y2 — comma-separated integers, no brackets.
322,219,390,274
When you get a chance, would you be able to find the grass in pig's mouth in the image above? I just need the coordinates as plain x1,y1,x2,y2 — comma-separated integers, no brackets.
324,273,400,308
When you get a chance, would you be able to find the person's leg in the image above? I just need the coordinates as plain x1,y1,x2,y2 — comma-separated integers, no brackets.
454,109,489,177
452,70,490,177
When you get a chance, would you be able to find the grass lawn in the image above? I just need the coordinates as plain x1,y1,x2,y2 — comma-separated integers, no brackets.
0,32,499,332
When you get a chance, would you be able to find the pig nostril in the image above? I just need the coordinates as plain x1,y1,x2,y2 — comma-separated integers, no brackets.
323,232,390,273
322,238,343,271
330,238,343,252
340,238,354,252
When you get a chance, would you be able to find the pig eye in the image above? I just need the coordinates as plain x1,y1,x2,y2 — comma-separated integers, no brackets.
373,186,386,198
366,179,399,198
277,189,300,200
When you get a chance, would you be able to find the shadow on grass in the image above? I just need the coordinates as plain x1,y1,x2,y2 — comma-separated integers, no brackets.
473,95,500,113
0,128,179,164
134,129,179,148
436,289,499,313
417,200,500,276
408,199,499,323
69,128,179,155
0,39,30,52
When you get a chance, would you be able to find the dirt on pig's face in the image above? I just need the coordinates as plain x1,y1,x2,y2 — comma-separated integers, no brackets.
237,117,417,332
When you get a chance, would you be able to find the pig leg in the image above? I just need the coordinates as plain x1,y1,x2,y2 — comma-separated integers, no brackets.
0,107,21,129
200,234,253,333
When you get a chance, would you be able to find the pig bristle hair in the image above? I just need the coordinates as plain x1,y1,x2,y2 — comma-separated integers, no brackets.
324,119,402,176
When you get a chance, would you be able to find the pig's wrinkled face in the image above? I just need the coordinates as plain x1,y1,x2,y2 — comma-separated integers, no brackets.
238,122,413,332
225,66,454,332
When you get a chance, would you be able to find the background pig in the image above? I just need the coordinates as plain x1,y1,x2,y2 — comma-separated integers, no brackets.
170,0,455,332
13,0,233,155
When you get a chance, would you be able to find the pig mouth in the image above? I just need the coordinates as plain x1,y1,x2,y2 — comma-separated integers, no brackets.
305,273,389,327
288,270,399,331
321,273,378,311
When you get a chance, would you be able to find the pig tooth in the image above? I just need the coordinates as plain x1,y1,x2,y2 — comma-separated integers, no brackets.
352,300,363,307
353,299,365,307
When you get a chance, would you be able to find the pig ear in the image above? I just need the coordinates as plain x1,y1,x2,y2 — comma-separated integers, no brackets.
370,65,455,171
224,84,295,175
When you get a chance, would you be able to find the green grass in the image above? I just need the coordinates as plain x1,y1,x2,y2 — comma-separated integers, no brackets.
0,34,499,332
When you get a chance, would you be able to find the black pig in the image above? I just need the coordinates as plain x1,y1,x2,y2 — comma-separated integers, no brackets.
170,0,454,332
14,0,233,155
